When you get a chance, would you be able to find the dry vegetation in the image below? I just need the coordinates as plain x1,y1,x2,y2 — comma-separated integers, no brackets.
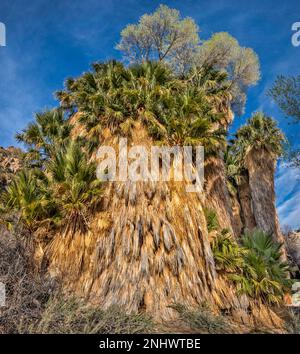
0,233,54,333
0,232,154,334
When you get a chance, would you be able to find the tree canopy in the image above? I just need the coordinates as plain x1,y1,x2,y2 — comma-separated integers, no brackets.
116,4,200,74
117,5,260,115
196,32,260,115
269,75,300,123
269,75,300,167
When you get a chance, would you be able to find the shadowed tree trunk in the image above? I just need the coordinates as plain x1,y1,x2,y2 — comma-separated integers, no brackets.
237,173,257,232
228,185,243,237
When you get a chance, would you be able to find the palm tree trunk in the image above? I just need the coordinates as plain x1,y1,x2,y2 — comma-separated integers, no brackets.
46,123,218,320
237,173,257,232
204,154,237,235
228,186,243,237
245,148,287,260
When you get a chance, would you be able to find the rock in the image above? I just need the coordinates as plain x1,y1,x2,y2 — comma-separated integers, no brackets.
0,146,23,191
286,230,300,270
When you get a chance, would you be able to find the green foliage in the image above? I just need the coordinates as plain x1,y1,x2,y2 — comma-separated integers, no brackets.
0,169,54,232
204,207,219,232
268,75,300,123
171,303,231,334
211,229,291,305
228,112,286,172
116,4,200,74
197,32,260,115
268,75,300,168
236,230,291,304
23,296,154,334
117,6,260,114
46,141,102,231
56,60,229,152
0,142,101,234
224,147,242,189
16,108,71,165
211,229,245,273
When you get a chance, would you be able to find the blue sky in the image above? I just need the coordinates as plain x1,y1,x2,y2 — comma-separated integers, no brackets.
0,0,300,228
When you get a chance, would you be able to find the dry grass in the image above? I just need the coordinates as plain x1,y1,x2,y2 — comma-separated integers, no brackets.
285,309,300,334
22,296,154,334
170,303,233,334
0,232,154,334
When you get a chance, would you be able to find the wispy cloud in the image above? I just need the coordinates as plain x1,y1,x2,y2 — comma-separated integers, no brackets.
276,163,300,229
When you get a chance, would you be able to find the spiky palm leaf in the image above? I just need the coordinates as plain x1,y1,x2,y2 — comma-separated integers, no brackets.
46,141,102,233
16,108,72,164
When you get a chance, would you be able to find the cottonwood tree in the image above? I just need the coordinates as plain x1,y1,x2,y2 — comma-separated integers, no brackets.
196,32,260,115
116,5,200,73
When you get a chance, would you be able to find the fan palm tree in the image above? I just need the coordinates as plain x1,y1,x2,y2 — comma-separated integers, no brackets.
46,141,102,234
231,112,285,162
212,228,291,305
16,108,72,164
0,169,54,234
230,112,287,255
56,60,230,151
239,229,291,304
1,141,102,238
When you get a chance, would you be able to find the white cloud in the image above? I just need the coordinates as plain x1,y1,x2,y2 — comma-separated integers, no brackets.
276,162,300,229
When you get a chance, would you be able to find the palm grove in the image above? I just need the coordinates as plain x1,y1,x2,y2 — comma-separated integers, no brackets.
0,5,295,332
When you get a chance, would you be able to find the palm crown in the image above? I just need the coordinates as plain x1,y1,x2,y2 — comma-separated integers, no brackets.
227,112,286,176
56,61,230,153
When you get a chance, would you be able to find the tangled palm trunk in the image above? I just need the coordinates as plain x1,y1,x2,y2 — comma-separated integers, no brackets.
46,123,216,320
42,123,284,327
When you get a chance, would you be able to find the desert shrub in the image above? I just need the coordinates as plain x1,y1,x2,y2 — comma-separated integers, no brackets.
23,296,154,334
0,235,55,334
170,303,232,334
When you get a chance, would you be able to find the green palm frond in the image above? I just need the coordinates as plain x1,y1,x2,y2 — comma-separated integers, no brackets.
212,228,292,305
